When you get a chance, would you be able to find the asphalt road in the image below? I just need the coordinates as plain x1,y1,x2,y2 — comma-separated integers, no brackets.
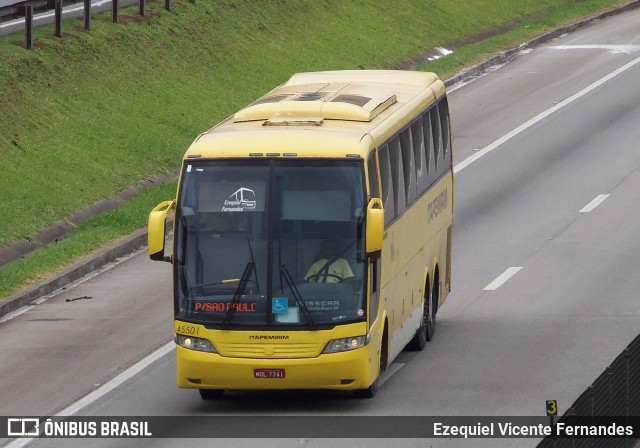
2,7,640,448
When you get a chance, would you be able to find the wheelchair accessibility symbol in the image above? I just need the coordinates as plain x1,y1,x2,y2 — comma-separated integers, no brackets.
272,297,288,314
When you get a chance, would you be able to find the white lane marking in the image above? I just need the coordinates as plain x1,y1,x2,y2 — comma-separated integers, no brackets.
453,54,640,174
549,45,640,53
61,341,174,415
483,267,523,291
579,194,610,213
3,342,175,448
3,435,30,448
4,353,399,448
378,362,405,388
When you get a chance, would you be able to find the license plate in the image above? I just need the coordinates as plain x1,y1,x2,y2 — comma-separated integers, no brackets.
254,368,285,379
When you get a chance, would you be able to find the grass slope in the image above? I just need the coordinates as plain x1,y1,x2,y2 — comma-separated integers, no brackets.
0,0,629,298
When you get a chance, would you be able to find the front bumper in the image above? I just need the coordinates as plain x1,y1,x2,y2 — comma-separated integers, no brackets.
176,344,374,391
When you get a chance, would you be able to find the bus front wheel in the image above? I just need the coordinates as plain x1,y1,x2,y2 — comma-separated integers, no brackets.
353,376,378,398
353,323,388,398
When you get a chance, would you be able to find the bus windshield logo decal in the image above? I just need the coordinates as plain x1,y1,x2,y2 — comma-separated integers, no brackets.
222,188,257,212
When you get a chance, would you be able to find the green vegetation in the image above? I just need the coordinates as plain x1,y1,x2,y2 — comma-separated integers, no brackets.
0,0,629,298
0,182,176,296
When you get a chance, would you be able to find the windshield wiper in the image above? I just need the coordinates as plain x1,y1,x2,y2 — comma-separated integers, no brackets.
221,239,261,327
222,261,256,328
279,264,316,329
191,278,244,291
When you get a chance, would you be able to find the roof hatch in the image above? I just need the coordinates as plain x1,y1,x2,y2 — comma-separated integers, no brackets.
234,84,396,123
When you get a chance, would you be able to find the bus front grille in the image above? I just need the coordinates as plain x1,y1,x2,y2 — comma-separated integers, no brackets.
217,342,322,359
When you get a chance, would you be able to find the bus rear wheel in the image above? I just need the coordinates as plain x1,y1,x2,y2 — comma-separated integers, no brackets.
406,282,435,351
427,276,439,342
199,389,224,400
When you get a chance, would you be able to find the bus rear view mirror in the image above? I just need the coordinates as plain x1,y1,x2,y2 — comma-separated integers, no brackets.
148,200,175,262
366,198,384,259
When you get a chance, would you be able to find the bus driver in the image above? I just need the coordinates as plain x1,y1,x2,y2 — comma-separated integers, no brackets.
304,240,354,283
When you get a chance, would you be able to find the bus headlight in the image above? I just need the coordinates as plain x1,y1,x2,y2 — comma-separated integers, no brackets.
322,335,369,354
175,334,217,353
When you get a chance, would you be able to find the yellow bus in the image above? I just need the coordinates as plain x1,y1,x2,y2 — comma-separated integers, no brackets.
148,70,454,398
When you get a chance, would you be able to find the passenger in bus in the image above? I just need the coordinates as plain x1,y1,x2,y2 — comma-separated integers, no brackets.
304,240,354,283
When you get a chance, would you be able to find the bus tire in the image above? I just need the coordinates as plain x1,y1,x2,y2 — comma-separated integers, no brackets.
427,273,439,342
353,378,378,398
199,389,224,400
406,280,434,350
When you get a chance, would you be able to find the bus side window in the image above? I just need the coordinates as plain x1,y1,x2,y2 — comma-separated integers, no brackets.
439,97,452,168
378,144,395,226
430,105,443,177
411,117,428,196
422,110,436,187
400,127,417,205
367,152,380,199
388,136,406,217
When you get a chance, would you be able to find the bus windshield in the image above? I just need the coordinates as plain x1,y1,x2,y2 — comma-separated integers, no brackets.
174,159,367,328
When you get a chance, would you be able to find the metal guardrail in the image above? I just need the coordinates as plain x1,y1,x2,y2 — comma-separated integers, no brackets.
0,0,196,48
537,333,640,448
